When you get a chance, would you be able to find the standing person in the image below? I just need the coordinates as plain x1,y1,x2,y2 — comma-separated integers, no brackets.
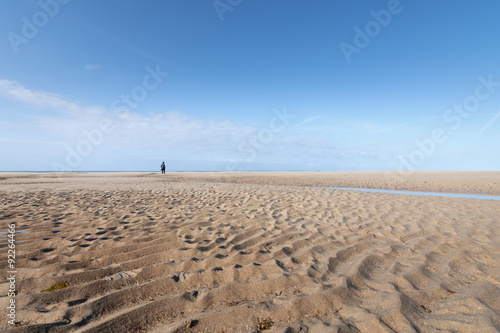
160,161,166,174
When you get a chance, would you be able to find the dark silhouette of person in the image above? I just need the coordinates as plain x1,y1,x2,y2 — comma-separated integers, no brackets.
160,162,166,174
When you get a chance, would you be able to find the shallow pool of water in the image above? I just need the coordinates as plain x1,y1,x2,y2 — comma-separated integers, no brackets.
0,229,29,235
0,240,28,246
316,187,500,201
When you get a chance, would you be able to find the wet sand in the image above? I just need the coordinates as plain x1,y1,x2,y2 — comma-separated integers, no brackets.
1,172,499,332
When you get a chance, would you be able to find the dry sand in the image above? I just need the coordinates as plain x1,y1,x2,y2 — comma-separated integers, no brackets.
0,172,499,332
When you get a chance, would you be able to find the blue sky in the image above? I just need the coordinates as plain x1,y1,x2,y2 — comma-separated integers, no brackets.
1,0,499,171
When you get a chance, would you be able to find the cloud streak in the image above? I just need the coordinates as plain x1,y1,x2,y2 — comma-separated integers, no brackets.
85,64,101,71
1,78,394,171
479,109,500,135
0,79,105,117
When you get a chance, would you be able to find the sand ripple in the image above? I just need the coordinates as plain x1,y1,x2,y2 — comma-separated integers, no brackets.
0,173,499,332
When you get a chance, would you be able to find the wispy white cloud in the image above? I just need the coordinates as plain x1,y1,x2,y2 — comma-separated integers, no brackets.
0,79,106,117
479,109,500,135
99,111,257,153
85,64,101,71
0,80,259,152
0,78,394,170
0,137,61,145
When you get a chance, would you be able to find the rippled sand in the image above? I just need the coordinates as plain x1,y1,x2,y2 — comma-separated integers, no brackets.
1,172,499,332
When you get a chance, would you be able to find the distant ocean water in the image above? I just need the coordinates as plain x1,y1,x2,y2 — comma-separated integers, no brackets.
0,170,305,173
0,171,158,173
316,187,500,201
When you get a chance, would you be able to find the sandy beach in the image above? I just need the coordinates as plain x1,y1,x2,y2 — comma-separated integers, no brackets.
1,172,499,332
